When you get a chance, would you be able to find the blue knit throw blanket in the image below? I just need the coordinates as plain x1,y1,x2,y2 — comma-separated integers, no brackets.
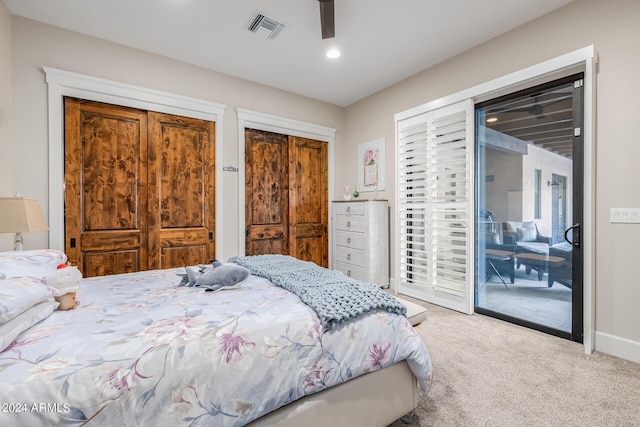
229,255,406,330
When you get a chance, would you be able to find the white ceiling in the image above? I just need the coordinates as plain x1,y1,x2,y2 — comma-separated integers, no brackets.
5,0,574,107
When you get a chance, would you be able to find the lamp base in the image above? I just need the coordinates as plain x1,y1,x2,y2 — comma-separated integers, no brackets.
14,232,23,251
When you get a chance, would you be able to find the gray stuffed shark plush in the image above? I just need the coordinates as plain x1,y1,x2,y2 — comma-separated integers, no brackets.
179,260,250,291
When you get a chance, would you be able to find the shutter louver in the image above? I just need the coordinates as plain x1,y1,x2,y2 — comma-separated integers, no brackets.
396,100,473,313
398,122,429,289
430,109,468,297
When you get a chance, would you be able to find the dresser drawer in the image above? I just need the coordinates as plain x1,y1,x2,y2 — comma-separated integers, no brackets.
334,261,366,282
334,230,365,250
334,246,367,267
334,202,366,216
335,215,367,233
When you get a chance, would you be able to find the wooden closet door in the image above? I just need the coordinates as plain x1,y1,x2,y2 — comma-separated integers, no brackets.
147,112,216,269
244,129,328,267
64,98,148,277
289,136,328,267
244,129,289,255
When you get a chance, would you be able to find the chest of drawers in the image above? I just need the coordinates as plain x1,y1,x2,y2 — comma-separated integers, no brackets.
331,200,389,287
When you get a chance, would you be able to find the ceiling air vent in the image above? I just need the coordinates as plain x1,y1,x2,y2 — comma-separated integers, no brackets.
247,11,286,40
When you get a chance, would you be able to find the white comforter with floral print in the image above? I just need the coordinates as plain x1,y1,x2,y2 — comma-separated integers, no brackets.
0,268,432,427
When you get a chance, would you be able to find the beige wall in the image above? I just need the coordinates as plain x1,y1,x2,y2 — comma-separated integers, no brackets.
0,1,13,248
342,0,640,351
0,3,10,193
9,16,344,255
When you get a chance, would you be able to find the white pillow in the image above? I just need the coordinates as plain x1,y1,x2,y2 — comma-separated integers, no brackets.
0,277,55,323
0,299,57,352
0,249,67,281
516,226,537,242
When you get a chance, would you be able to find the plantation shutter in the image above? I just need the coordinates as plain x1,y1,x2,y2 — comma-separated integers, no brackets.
396,100,474,314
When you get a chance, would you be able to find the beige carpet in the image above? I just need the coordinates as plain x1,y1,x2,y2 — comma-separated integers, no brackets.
389,298,640,427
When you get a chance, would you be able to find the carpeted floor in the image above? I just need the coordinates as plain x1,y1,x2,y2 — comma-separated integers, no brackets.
388,298,640,427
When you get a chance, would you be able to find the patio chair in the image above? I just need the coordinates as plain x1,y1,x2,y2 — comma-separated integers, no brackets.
502,221,551,281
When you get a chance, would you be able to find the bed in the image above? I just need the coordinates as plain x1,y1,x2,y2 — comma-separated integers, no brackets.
0,250,432,426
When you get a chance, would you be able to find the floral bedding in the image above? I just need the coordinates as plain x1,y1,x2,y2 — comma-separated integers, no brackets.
0,267,432,427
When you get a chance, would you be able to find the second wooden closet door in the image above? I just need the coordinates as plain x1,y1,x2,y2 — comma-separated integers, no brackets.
244,129,328,267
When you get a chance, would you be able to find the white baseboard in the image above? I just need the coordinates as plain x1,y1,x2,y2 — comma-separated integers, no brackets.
595,331,640,364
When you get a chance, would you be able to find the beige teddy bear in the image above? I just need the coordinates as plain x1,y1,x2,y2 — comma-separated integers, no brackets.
47,264,82,310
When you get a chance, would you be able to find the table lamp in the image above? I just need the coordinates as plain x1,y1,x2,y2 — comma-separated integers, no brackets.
0,197,49,251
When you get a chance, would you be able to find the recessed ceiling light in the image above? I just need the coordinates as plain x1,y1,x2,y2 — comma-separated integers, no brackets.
326,48,341,59
486,117,498,123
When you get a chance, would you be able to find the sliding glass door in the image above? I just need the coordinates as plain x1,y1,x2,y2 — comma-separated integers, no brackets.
474,75,584,342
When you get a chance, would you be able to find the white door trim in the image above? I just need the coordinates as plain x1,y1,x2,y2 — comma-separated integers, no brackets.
236,108,337,256
394,45,597,354
43,67,226,259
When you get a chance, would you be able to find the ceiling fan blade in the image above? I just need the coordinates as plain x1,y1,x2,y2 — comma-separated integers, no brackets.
319,0,335,39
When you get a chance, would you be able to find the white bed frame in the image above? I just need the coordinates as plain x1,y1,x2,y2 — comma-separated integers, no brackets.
246,360,418,427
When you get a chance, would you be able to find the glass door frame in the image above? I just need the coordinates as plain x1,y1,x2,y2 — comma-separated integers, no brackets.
473,74,584,343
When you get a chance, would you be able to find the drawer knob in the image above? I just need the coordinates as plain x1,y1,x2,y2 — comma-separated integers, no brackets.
346,237,351,244
346,221,351,227
347,270,351,276
346,206,351,213
347,253,351,260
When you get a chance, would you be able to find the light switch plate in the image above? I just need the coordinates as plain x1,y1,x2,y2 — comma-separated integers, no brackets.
611,208,640,223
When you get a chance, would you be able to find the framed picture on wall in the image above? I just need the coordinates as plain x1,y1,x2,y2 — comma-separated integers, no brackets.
357,138,385,192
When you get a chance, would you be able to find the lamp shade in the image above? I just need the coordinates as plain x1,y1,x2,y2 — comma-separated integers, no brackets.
0,197,49,233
